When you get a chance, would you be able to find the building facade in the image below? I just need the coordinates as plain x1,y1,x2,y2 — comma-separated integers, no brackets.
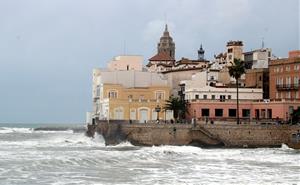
244,48,272,69
92,69,172,122
107,55,143,71
187,99,300,122
245,68,269,99
182,71,263,101
226,41,244,65
146,51,175,72
269,50,300,100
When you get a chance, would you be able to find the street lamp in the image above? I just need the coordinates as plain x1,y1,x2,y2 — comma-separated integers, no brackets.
128,96,132,124
193,109,196,126
155,105,161,123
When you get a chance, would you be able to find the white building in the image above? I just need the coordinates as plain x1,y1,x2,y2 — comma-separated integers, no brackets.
107,55,143,71
244,48,272,69
181,71,263,101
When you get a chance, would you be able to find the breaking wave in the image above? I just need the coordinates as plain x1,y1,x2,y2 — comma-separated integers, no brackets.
0,125,300,185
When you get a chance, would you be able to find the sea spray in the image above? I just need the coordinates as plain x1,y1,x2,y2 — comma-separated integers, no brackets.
0,125,299,185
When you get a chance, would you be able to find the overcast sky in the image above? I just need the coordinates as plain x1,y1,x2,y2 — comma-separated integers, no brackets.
0,0,299,123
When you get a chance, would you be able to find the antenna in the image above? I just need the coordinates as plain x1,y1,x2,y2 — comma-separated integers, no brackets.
261,37,265,49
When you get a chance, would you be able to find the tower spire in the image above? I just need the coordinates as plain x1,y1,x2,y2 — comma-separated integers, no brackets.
157,24,175,59
198,44,205,60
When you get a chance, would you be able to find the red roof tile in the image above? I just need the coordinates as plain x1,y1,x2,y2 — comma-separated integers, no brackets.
149,51,175,61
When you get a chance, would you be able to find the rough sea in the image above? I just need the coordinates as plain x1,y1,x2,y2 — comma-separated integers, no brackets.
0,123,299,185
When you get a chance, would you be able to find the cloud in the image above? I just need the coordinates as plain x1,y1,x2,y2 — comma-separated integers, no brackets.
0,0,298,123
142,20,176,42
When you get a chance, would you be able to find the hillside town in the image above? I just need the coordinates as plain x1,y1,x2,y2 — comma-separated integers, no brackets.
89,24,300,125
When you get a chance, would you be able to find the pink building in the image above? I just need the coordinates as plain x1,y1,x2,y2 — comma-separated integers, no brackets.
187,99,300,122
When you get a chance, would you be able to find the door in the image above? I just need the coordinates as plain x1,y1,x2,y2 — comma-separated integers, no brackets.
139,109,148,123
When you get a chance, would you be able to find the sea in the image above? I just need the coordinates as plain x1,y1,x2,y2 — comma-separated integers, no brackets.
0,123,299,185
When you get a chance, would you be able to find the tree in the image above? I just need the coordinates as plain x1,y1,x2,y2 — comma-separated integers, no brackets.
228,58,246,124
164,96,188,123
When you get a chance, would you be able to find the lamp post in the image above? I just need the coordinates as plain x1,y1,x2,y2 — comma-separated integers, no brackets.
164,109,167,123
155,105,161,123
128,96,132,124
193,109,196,126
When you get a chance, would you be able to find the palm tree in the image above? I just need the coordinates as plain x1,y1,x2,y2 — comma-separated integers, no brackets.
228,58,245,124
164,96,188,123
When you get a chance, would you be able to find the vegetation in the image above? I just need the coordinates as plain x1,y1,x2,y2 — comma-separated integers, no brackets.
164,96,189,122
228,58,246,124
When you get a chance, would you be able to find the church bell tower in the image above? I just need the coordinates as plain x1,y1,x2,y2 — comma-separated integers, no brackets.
157,24,176,59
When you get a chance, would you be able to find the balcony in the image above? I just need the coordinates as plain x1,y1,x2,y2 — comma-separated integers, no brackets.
276,84,300,91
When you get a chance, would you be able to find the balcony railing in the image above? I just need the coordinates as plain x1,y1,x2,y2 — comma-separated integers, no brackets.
276,84,299,90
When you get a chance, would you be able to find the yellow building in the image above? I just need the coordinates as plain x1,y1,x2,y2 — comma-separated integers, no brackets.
93,68,172,123
103,84,171,122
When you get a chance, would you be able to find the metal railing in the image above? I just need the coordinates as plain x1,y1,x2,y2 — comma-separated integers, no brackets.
276,84,300,90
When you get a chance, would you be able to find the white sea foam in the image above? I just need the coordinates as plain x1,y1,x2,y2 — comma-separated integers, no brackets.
33,129,74,134
0,128,300,185
0,127,33,134
108,141,134,148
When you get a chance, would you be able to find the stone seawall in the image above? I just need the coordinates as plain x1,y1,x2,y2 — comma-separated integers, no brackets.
203,124,299,147
88,121,300,148
92,122,223,147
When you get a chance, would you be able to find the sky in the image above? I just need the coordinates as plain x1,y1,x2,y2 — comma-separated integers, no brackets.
0,0,299,123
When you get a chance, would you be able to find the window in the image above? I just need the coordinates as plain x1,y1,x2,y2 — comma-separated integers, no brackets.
155,91,165,100
228,95,231,100
215,109,223,117
228,55,232,60
203,95,207,99
228,48,233,53
220,95,226,102
294,76,299,86
201,109,210,117
195,94,199,99
286,66,290,71
211,95,215,100
286,92,291,99
286,77,291,87
229,109,236,117
267,109,272,119
255,109,260,119
261,109,266,118
259,76,262,81
242,109,250,118
96,85,100,97
108,90,117,99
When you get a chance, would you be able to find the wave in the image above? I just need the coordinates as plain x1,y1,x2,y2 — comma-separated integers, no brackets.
0,127,33,134
34,126,86,133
